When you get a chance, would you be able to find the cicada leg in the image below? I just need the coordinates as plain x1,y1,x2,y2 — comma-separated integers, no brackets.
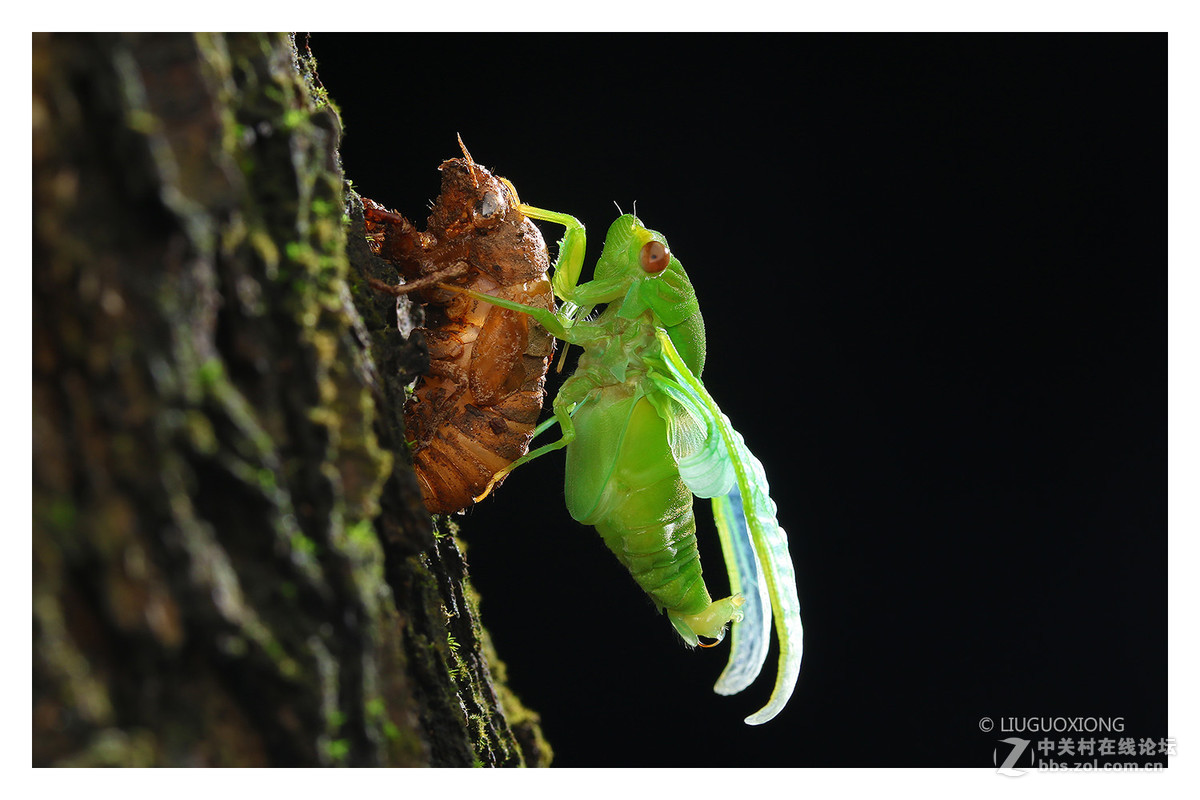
472,395,582,503
472,373,597,502
517,204,590,371
516,205,587,302
367,262,468,296
668,595,746,646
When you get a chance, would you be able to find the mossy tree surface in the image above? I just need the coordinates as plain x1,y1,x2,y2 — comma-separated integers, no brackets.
32,32,550,767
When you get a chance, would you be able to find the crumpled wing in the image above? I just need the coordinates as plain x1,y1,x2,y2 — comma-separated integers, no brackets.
645,327,803,725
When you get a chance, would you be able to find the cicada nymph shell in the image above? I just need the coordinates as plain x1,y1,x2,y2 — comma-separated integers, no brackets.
364,150,555,514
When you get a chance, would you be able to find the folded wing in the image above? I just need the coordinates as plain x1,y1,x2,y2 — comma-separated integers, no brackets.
646,328,803,725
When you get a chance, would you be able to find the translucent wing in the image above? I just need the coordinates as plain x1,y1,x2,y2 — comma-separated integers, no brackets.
645,388,771,692
647,328,803,725
711,482,771,697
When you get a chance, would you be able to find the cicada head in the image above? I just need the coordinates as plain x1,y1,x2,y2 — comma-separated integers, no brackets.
568,215,674,308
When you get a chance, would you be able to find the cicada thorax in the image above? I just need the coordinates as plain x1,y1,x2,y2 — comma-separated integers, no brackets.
363,154,555,514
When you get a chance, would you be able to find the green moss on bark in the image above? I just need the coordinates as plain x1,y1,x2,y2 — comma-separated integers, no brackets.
34,32,549,767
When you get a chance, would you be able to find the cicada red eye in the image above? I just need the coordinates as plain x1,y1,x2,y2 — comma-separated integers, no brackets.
639,240,670,273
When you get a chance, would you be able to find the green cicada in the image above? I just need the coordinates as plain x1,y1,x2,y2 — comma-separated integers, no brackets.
463,206,802,725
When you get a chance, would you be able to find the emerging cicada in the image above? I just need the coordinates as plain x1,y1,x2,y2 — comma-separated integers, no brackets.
364,141,555,514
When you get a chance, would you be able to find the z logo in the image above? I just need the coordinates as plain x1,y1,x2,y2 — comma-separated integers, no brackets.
994,737,1032,777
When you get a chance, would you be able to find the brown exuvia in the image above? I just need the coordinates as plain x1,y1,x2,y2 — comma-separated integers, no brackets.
364,145,555,513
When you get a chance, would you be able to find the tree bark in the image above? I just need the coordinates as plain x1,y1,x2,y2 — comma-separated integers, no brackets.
32,32,550,767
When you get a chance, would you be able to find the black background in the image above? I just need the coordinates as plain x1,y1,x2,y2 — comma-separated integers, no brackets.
309,34,1165,767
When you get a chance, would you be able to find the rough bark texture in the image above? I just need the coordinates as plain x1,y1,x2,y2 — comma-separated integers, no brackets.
32,32,551,767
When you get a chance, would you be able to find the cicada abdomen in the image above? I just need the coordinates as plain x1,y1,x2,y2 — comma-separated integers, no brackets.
556,327,743,647
363,147,555,514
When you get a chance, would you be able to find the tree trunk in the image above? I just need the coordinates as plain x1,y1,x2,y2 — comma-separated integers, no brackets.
32,32,551,767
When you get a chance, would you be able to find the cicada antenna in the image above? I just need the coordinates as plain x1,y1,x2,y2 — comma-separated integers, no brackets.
456,132,479,188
